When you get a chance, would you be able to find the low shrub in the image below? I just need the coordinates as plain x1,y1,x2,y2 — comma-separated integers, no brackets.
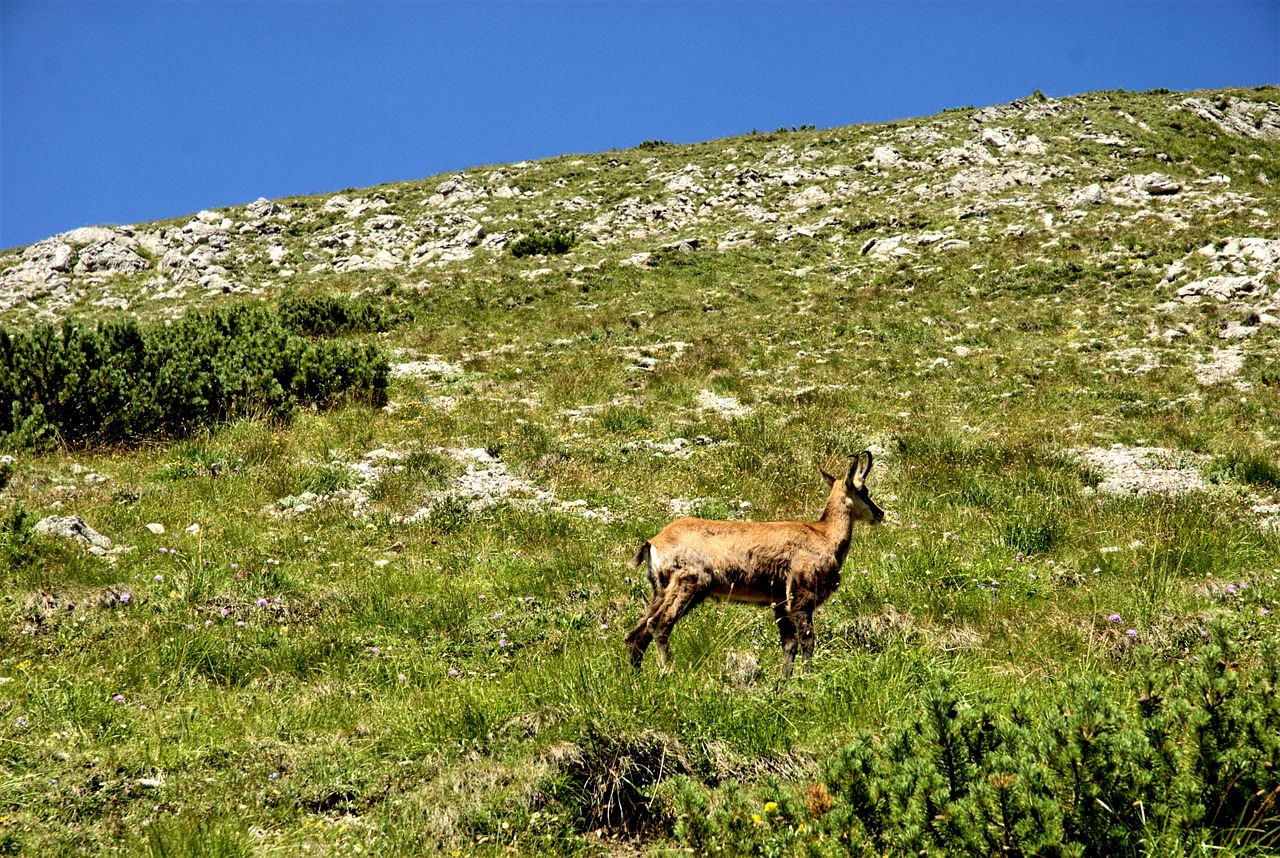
276,291,397,337
510,231,576,258
668,628,1280,857
0,305,388,450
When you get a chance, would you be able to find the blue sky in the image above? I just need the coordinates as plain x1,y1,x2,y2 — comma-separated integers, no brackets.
2,1,1276,250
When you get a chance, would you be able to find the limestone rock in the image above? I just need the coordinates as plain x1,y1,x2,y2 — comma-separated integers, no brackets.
1177,275,1261,302
36,515,116,557
1181,97,1280,141
73,241,149,275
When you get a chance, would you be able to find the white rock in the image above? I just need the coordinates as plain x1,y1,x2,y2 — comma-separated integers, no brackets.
36,515,115,556
1177,276,1260,302
1219,321,1258,340
868,146,902,168
146,523,165,535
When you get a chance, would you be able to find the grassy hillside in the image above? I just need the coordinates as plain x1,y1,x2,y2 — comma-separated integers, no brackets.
2,86,1280,855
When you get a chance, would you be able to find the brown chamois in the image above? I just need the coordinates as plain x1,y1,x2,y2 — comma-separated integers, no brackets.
625,451,885,676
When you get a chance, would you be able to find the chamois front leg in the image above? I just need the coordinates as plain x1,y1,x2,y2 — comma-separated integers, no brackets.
773,605,799,677
796,605,817,672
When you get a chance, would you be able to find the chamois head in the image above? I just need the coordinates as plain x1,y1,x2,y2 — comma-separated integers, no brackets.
820,450,885,525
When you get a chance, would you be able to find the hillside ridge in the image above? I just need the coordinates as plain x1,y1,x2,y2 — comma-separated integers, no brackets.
3,86,1278,327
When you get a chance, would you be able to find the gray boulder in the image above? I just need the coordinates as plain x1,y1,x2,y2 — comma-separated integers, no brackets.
35,515,115,557
73,241,149,275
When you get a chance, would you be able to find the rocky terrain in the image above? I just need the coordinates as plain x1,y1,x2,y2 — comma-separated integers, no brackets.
7,87,1278,518
5,90,1278,331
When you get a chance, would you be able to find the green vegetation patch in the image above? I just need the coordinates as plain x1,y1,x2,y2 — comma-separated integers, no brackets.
0,305,388,450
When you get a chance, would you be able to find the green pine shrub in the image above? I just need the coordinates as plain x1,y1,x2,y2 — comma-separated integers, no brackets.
276,291,398,337
510,230,576,258
665,630,1280,857
0,305,388,450
0,502,39,570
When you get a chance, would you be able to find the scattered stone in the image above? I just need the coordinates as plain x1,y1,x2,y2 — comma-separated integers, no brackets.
697,390,751,418
1181,97,1280,141
1219,320,1259,340
36,515,121,558
245,197,285,218
146,523,165,535
390,357,464,378
1076,446,1208,497
1063,183,1105,208
1194,347,1245,385
1177,275,1262,302
867,146,903,169
73,241,149,275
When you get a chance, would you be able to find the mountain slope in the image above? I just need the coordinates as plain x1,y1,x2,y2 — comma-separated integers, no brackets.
1,86,1280,855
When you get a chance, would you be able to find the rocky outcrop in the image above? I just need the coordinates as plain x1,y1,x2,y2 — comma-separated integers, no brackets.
35,515,128,561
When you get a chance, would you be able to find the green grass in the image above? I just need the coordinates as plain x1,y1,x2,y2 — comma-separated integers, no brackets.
2,86,1280,854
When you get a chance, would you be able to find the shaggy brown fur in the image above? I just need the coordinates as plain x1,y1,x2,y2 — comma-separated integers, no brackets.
625,451,885,675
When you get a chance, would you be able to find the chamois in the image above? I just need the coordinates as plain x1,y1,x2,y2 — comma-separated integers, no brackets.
625,451,885,675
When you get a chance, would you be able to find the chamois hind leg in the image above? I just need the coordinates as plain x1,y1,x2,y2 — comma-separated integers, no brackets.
625,544,667,669
625,592,664,669
651,577,709,671
773,605,799,677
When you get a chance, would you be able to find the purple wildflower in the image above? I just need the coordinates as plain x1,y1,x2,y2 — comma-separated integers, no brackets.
448,668,460,676
370,647,381,656
112,694,125,703
1126,629,1138,639
256,597,268,607
492,611,504,619
1109,613,1122,623
119,592,131,603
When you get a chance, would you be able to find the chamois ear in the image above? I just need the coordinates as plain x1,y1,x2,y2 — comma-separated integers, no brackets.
850,450,872,490
819,466,836,487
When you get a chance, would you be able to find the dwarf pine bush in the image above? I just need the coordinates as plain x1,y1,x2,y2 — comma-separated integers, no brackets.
666,630,1280,857
509,230,576,258
276,291,397,337
0,305,388,449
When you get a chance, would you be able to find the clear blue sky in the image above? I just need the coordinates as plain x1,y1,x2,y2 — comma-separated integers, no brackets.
2,0,1276,250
